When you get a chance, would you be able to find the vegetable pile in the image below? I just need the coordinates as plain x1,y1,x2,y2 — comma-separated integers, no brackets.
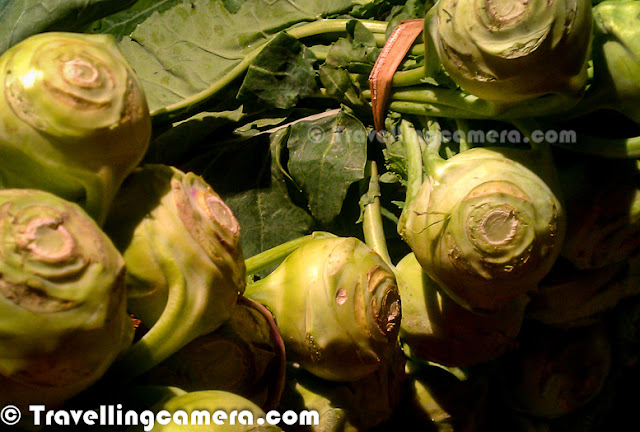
1,0,640,430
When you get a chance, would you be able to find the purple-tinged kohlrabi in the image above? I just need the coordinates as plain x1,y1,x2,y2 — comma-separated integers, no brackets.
0,189,133,410
104,165,246,381
0,32,151,224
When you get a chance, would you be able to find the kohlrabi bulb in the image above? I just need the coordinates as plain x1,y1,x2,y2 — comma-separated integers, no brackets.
425,0,593,102
401,147,565,312
0,32,151,224
244,237,401,382
0,188,133,410
104,165,246,380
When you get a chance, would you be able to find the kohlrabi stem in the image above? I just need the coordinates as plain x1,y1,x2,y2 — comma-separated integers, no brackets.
455,118,471,152
245,231,337,276
361,161,392,268
392,67,428,87
109,238,191,381
511,119,551,155
417,120,447,175
387,101,495,119
511,119,563,194
365,86,498,117
287,19,388,38
400,120,426,210
553,134,640,159
370,89,581,120
151,19,389,122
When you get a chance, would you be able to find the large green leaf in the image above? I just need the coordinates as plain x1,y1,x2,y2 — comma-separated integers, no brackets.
115,0,356,115
85,0,179,38
222,130,315,259
0,0,134,54
286,109,368,224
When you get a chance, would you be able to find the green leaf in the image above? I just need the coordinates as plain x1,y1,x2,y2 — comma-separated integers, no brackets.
114,0,356,114
224,130,315,258
325,37,380,72
237,32,318,110
0,0,134,54
286,109,368,224
346,19,378,47
145,107,246,166
85,0,178,38
318,66,369,107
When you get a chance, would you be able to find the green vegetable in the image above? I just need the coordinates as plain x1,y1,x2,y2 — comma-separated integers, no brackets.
396,120,565,312
579,0,640,124
139,296,286,411
127,389,284,432
0,32,151,224
0,188,133,409
396,252,526,366
424,0,593,102
104,164,246,381
244,236,401,382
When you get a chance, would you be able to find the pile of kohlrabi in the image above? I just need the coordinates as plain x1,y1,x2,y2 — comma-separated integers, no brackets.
1,0,640,431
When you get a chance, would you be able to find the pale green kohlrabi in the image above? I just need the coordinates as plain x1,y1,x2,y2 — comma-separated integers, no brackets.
244,236,401,382
0,32,151,224
424,0,593,102
397,120,566,313
396,253,527,367
127,390,283,432
578,0,640,124
0,189,133,410
104,165,246,381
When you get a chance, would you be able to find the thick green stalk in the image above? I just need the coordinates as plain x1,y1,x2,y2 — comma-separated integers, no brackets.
245,231,337,276
370,87,581,119
399,120,426,218
554,134,640,159
392,67,429,87
109,240,189,381
361,161,392,268
455,119,471,152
